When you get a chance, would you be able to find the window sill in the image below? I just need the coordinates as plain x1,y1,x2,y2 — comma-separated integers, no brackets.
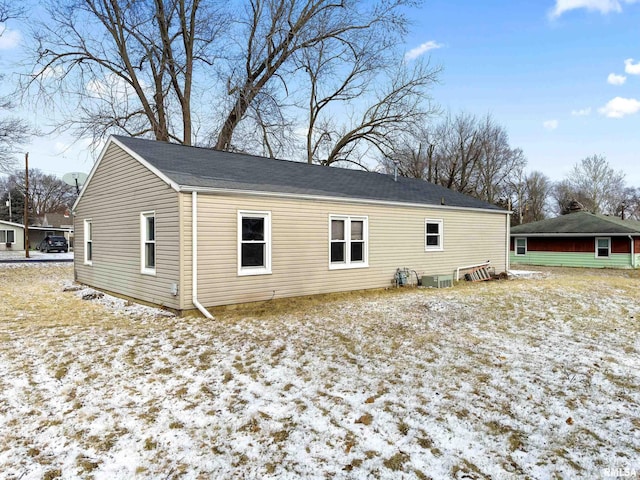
141,268,156,276
238,268,272,276
425,247,444,252
329,262,369,270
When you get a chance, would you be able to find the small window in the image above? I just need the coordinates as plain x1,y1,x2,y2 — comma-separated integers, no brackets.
238,211,271,276
595,237,610,258
84,220,92,265
425,219,444,251
0,230,15,244
329,215,368,269
515,238,527,256
141,212,156,275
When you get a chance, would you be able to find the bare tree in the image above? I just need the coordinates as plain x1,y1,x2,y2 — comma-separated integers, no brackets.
25,0,227,146
0,0,23,23
312,62,439,168
381,112,528,207
474,115,526,204
5,169,75,220
615,187,640,220
433,112,483,193
523,171,552,222
559,155,626,214
380,131,438,181
215,0,419,152
0,1,30,172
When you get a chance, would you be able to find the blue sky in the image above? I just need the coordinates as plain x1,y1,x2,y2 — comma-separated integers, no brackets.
405,0,640,185
1,0,640,186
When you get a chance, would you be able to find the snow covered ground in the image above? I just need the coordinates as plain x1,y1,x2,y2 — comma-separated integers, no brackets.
0,250,73,262
1,264,639,479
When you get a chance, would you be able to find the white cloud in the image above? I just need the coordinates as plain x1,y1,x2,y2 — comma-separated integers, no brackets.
571,107,592,116
624,58,640,75
36,65,65,80
0,24,21,50
598,96,640,117
404,41,443,62
54,142,72,154
86,74,139,101
550,0,639,18
543,119,559,130
607,73,627,85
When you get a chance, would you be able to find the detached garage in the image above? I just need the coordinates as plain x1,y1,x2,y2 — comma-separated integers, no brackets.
73,136,510,314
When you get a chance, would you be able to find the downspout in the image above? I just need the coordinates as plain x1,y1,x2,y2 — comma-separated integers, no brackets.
629,235,636,269
192,191,214,319
505,212,511,272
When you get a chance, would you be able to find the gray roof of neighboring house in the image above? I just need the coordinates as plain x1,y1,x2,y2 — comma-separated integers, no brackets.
511,211,640,235
112,135,505,212
41,213,73,227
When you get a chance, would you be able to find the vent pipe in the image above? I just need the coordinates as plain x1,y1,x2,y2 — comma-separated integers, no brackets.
393,160,399,182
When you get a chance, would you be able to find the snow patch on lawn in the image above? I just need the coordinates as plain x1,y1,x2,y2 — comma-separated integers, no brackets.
1,265,639,479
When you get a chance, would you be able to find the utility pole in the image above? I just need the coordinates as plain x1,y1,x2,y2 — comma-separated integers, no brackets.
24,153,29,258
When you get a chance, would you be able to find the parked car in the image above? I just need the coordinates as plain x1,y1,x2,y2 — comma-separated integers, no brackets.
38,236,69,253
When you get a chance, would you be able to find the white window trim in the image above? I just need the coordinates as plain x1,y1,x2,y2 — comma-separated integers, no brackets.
425,219,444,252
84,219,92,265
238,210,272,276
329,215,369,270
595,237,611,259
1,229,15,244
515,237,527,256
141,211,156,275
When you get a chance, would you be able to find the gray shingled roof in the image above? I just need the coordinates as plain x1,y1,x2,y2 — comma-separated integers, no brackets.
113,136,504,211
511,211,640,235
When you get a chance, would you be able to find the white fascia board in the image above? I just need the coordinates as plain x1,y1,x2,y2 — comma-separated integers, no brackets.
510,232,638,237
28,226,72,232
72,136,181,213
177,186,509,216
0,220,25,228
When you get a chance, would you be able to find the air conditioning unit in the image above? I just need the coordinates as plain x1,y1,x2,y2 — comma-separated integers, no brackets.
421,274,453,288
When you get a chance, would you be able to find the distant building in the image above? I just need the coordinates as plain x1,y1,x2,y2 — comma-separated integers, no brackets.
511,211,640,269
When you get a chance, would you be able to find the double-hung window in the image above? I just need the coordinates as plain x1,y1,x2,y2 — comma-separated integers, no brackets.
84,219,93,265
329,216,368,269
515,238,527,256
0,230,15,244
238,211,271,276
595,237,610,258
141,212,156,275
425,219,444,251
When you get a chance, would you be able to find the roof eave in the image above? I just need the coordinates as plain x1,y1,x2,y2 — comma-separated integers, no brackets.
511,232,640,237
178,185,509,214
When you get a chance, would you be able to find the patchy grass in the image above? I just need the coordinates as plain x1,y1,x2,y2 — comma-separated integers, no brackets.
1,263,640,479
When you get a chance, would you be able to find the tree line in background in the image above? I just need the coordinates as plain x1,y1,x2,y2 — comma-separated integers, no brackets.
381,112,640,224
0,170,76,224
0,0,638,225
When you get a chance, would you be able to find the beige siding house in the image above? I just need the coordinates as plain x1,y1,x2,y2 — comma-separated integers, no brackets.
0,220,24,251
73,136,510,314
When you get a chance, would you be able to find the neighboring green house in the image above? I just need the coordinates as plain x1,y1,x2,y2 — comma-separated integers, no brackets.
510,211,640,269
